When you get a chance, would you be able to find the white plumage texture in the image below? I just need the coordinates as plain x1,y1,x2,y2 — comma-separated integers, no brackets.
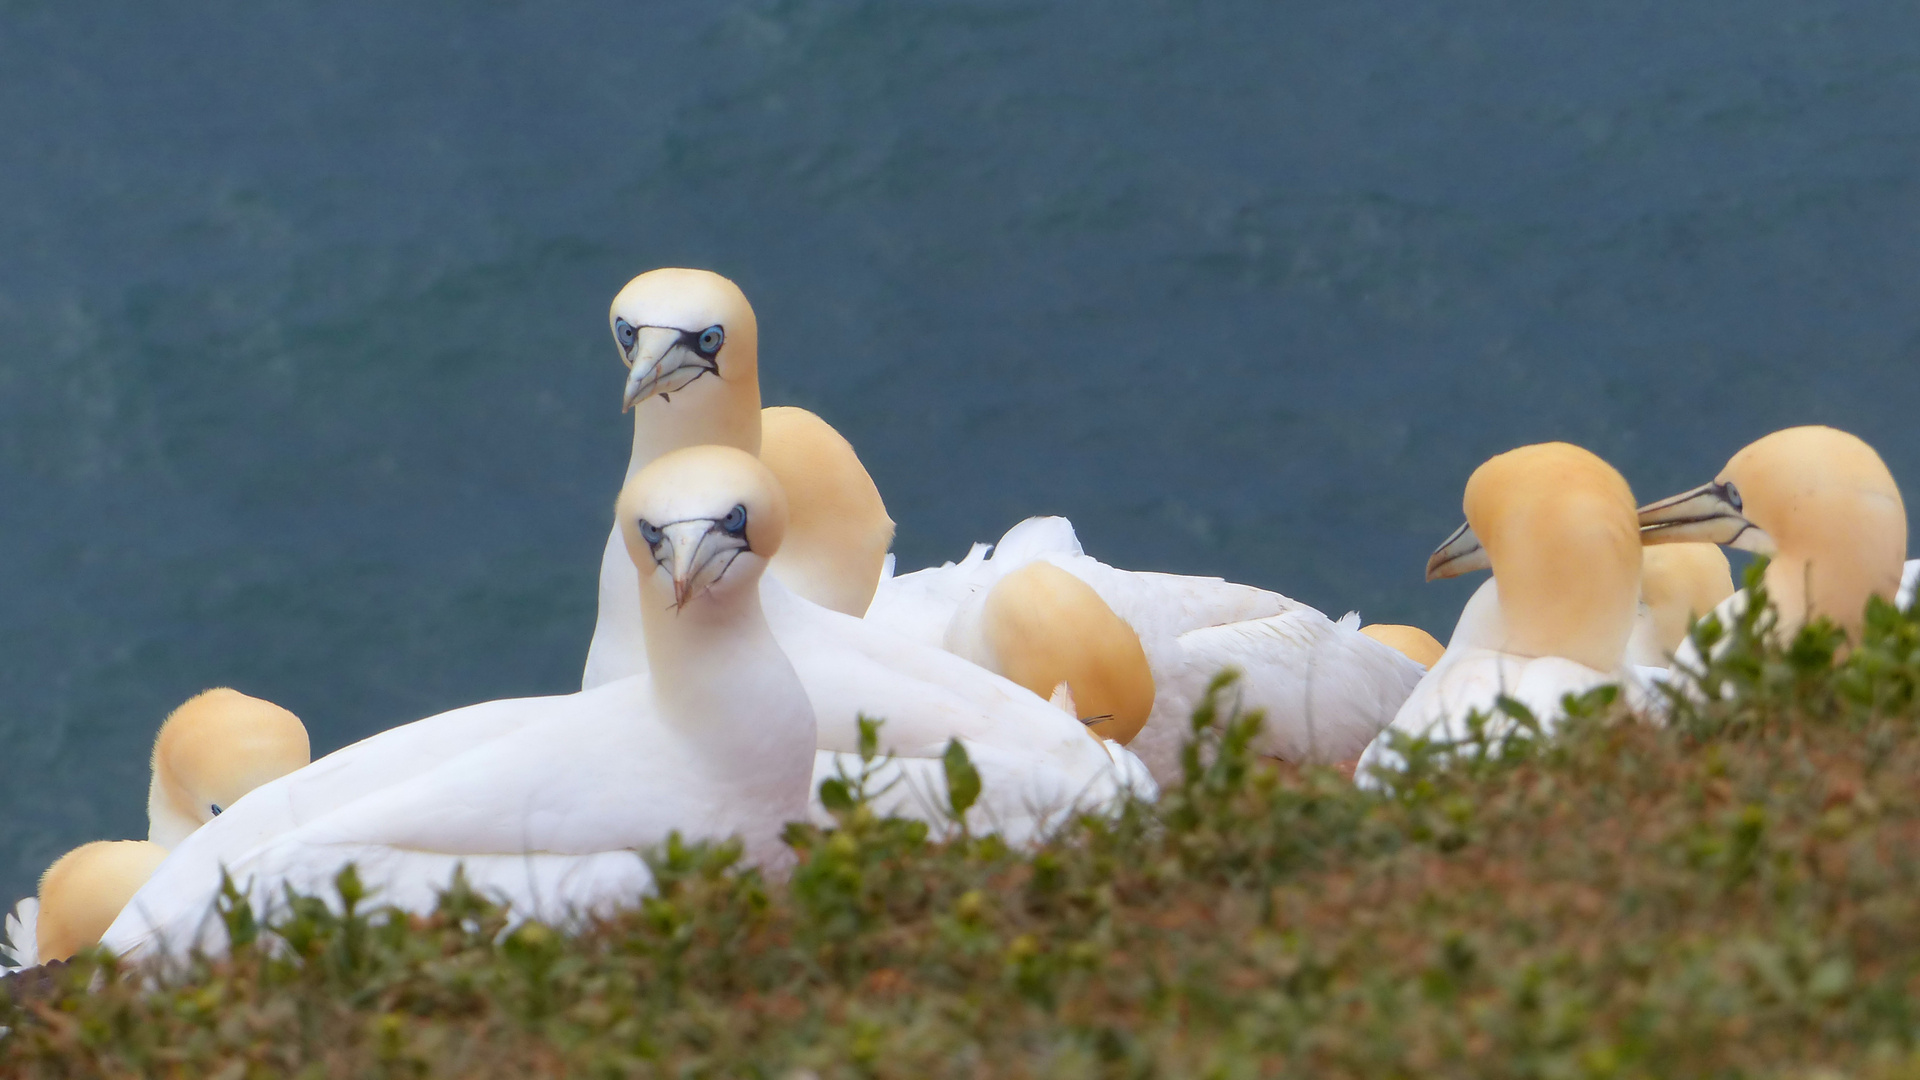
867,516,1424,785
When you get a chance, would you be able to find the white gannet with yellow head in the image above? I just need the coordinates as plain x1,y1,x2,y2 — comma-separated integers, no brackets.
2,689,310,970
103,447,818,961
1356,443,1646,778
584,270,1152,834
866,513,1427,786
1637,426,1909,643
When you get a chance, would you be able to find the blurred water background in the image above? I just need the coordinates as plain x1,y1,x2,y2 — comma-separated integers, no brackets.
0,1,1915,902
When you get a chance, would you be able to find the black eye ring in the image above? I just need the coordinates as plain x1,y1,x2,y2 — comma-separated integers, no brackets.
638,519,663,546
614,318,637,351
1723,482,1742,512
695,325,725,358
721,504,748,537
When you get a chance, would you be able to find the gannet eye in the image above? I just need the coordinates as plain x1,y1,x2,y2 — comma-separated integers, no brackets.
695,325,725,358
614,318,637,351
721,504,748,537
1723,482,1743,512
637,519,663,546
210,804,222,817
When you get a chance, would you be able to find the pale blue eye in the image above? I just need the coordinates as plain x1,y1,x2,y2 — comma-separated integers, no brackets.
614,318,637,350
696,325,724,357
722,504,747,536
638,520,663,546
210,804,223,816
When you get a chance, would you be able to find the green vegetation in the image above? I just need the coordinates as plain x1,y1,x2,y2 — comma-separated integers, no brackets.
7,567,1920,1079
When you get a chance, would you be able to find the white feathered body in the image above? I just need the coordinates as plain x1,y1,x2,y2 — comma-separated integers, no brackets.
1357,579,1641,779
588,538,1151,831
103,647,816,960
866,517,1425,785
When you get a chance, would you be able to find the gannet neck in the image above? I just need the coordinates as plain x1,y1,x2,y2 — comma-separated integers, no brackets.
1466,442,1641,671
612,269,762,479
1725,426,1908,635
147,687,311,848
1639,543,1735,657
36,840,169,962
626,378,761,478
619,445,796,732
758,406,895,617
955,561,1156,744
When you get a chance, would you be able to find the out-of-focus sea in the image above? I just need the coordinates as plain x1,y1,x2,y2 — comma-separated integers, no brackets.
1,1,1915,902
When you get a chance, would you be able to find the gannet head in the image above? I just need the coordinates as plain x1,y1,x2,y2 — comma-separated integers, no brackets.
610,268,760,412
35,840,169,962
1426,443,1641,671
1637,426,1906,634
148,688,310,848
1637,543,1735,657
1359,623,1446,668
961,561,1156,744
619,445,788,612
757,406,895,617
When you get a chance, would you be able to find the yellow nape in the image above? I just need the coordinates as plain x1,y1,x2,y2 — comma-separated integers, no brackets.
757,406,895,617
1639,543,1734,656
1360,623,1445,668
36,840,169,962
979,562,1156,744
150,688,310,844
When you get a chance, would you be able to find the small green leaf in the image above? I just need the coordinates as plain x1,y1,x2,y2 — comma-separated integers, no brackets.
942,738,982,819
818,777,854,813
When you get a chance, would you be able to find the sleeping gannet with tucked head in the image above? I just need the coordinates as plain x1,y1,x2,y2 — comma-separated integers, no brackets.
19,841,168,965
866,515,1426,785
757,405,895,619
1621,543,1735,667
1360,624,1446,668
1356,443,1646,779
103,447,818,961
148,688,311,848
583,270,1150,831
3,690,309,969
1637,426,1907,642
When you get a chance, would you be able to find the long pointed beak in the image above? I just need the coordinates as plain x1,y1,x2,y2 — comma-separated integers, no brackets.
1636,482,1776,552
1426,520,1491,581
658,519,747,609
621,326,717,412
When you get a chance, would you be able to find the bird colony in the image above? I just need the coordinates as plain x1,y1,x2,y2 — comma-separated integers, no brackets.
5,268,1914,969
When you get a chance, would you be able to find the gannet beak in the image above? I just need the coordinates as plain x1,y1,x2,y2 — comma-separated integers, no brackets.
1425,520,1492,581
1637,482,1776,553
622,326,718,412
657,519,749,609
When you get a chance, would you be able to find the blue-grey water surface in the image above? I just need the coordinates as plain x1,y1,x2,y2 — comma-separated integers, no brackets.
1,1,1916,902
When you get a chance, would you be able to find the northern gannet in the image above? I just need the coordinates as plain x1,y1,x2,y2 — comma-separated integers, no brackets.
102,447,818,960
2,689,309,969
866,515,1427,786
1357,443,1647,779
1637,426,1907,643
583,270,1151,828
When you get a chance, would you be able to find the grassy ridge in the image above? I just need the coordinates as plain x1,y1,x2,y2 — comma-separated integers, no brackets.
6,572,1920,1079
